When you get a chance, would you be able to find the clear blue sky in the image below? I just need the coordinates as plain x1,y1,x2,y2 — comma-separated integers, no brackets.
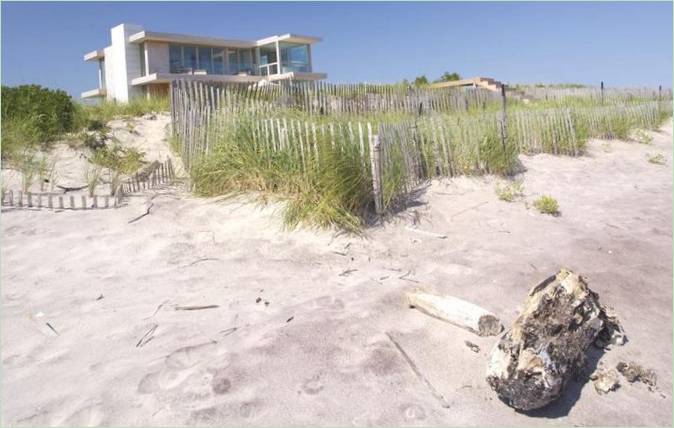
2,1,672,99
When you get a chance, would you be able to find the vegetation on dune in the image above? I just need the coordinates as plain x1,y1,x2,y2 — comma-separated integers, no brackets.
495,180,525,202
533,195,560,216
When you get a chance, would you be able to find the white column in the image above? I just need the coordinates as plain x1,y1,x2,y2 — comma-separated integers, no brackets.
275,40,281,75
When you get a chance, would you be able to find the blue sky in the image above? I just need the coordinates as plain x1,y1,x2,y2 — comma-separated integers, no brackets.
2,1,672,99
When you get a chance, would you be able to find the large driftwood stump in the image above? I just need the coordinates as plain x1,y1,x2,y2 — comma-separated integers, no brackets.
486,269,621,411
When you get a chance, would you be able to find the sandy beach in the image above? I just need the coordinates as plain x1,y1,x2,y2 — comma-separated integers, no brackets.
2,117,672,426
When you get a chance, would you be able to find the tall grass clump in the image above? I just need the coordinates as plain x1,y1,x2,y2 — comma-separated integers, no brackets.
191,115,373,232
74,96,169,128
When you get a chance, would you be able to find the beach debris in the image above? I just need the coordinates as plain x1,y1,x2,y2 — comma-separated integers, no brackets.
590,369,620,394
96,294,104,301
185,257,221,267
339,269,357,277
486,269,622,411
45,322,59,336
465,341,481,353
399,270,420,283
405,226,447,239
594,307,626,348
174,305,219,311
386,331,451,408
143,299,169,320
219,327,237,336
128,203,154,224
256,297,262,304
56,184,87,193
264,301,270,306
286,316,294,323
406,291,502,337
136,324,158,347
616,362,657,387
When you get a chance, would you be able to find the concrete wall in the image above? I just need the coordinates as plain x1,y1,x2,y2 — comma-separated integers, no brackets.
147,42,170,74
110,23,144,102
103,46,115,101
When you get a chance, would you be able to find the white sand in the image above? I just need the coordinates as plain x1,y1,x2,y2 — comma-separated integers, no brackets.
2,118,671,426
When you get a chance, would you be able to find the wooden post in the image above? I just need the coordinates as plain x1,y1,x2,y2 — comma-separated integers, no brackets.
370,133,384,216
58,196,64,210
48,194,53,209
600,81,604,105
81,195,87,210
69,195,75,209
500,84,508,154
27,192,33,207
8,190,14,207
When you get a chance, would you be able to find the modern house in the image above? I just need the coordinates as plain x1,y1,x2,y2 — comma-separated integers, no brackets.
82,23,327,102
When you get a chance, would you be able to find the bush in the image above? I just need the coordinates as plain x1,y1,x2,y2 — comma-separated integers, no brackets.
533,195,560,216
1,85,75,142
495,180,524,202
648,153,666,165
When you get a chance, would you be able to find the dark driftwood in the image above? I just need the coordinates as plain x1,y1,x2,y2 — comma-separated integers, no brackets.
486,269,623,411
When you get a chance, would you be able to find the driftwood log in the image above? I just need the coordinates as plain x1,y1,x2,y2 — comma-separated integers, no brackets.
486,269,623,411
407,291,503,336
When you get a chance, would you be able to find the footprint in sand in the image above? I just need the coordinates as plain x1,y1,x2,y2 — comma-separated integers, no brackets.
138,341,221,394
301,373,325,395
50,401,104,427
399,403,426,422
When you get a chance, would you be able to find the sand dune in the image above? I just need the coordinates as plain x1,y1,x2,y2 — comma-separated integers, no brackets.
2,119,671,426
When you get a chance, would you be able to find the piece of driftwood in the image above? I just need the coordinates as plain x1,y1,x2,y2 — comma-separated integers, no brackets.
406,291,502,336
174,305,219,311
486,269,623,411
405,226,448,239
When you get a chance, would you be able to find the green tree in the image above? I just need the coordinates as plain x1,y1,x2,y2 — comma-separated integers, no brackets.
435,72,462,83
413,75,429,87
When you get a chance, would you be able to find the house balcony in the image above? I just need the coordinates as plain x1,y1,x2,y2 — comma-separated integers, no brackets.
81,88,106,98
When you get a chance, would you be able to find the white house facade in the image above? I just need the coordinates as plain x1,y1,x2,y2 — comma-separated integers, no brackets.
82,23,327,102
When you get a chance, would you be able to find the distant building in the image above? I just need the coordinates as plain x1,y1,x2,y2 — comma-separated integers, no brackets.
82,23,326,102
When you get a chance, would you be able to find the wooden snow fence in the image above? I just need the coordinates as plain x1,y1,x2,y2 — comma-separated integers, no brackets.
120,157,176,194
1,190,124,210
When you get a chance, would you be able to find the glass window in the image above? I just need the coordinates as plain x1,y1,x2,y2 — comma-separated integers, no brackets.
183,46,197,71
280,43,310,73
212,48,225,74
169,44,183,73
139,43,146,76
258,44,277,65
228,49,239,74
198,47,212,73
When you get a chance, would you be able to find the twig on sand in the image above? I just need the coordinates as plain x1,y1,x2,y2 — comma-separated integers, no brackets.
56,185,87,193
450,201,489,219
183,258,221,267
339,269,358,277
46,322,59,336
143,300,169,320
405,226,447,239
399,270,420,283
219,327,238,336
128,203,154,224
386,331,451,409
136,324,158,347
174,305,219,311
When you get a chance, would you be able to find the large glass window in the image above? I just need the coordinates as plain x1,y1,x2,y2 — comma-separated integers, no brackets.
183,46,197,71
139,43,147,76
280,43,310,73
169,44,183,73
258,44,277,65
212,48,225,74
198,47,212,73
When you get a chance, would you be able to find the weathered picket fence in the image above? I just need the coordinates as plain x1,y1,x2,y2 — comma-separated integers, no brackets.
119,157,176,194
170,79,671,215
2,158,177,211
1,190,124,210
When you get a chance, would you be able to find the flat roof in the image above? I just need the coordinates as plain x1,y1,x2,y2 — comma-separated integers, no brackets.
128,31,322,48
84,49,105,62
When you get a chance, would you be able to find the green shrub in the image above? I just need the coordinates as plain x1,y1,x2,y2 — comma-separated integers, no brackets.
533,195,560,216
648,153,666,165
495,180,524,202
1,85,75,142
632,129,653,145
